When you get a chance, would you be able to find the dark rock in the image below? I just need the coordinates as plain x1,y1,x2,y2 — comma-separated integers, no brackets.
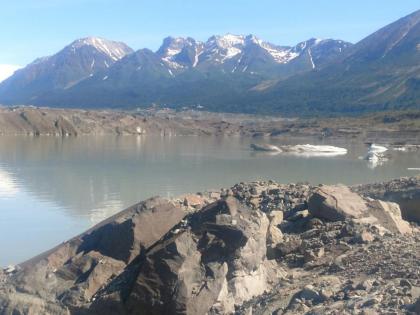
0,197,186,314
275,237,302,257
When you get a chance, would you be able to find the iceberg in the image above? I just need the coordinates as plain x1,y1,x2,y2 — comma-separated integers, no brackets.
280,144,348,157
251,143,347,157
284,144,348,154
368,143,388,153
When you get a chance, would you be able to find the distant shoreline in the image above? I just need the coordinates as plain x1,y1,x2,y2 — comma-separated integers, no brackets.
0,106,419,144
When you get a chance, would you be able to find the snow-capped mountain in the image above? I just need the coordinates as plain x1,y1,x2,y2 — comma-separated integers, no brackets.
290,38,352,69
156,37,204,70
250,9,420,115
152,34,351,75
1,10,418,114
197,34,298,66
200,34,246,64
69,37,132,62
0,34,351,107
0,37,133,104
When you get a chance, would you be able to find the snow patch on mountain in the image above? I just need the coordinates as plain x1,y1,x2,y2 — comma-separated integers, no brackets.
192,46,202,67
214,34,245,48
260,42,299,63
70,37,132,61
154,34,351,72
157,37,203,69
308,49,315,69
204,34,245,63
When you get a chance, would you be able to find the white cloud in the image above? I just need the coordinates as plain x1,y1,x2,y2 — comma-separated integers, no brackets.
0,64,22,83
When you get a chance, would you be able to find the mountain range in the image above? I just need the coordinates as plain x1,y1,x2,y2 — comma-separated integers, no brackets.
0,9,419,115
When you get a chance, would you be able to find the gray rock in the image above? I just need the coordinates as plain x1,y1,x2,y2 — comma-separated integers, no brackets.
275,237,302,257
1,178,419,315
365,200,412,235
0,197,186,314
308,185,368,221
267,211,284,246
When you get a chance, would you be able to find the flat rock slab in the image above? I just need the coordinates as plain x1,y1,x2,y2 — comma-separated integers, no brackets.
308,185,368,221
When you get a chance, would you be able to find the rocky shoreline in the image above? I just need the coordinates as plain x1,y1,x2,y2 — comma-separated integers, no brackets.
0,106,419,143
1,176,419,314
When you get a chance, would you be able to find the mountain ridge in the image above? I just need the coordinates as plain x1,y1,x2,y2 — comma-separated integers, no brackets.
0,9,419,115
0,34,351,109
247,9,420,115
0,37,133,104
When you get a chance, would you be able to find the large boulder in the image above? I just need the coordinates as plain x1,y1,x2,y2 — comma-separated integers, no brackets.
91,197,279,315
309,185,412,235
0,197,186,313
308,185,368,221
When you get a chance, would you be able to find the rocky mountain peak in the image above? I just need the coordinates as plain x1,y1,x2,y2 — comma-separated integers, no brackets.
67,36,133,61
202,34,246,62
157,36,204,69
157,36,200,53
343,9,420,63
209,34,246,48
244,34,263,45
0,32,354,107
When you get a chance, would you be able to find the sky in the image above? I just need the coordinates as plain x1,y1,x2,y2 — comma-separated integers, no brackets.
0,0,419,80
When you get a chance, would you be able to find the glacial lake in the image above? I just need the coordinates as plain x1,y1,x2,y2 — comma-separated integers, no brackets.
0,135,419,266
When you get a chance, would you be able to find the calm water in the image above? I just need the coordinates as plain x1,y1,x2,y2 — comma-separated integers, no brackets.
0,135,419,266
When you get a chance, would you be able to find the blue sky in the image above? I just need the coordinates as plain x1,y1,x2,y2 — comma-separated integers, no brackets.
1,0,419,67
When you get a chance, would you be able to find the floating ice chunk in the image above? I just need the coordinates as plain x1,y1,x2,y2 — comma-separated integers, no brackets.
368,144,388,153
284,144,347,154
251,143,347,157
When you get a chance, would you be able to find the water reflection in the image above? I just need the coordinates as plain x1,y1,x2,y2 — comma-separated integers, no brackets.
0,135,419,265
89,199,125,225
0,168,19,198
